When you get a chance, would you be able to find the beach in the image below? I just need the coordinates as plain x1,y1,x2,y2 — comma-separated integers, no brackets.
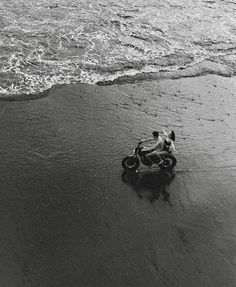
0,75,236,286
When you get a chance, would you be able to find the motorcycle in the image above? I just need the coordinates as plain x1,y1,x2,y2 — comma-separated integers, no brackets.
122,141,177,171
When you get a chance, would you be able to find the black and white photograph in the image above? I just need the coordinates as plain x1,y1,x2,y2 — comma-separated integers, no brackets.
0,1,236,286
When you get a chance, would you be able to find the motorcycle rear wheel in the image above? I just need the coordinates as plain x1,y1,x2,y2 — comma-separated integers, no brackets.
159,155,177,170
122,156,140,171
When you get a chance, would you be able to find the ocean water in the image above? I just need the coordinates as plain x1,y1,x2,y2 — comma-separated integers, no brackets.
0,0,236,96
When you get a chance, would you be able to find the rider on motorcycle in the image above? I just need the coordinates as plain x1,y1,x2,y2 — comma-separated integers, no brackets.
121,129,177,171
139,131,163,165
140,129,178,166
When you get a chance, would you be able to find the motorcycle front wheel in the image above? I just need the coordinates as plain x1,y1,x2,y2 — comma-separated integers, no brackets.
122,156,140,171
159,154,177,170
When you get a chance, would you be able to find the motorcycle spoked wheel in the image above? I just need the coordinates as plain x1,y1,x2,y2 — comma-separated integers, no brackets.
122,156,140,171
159,155,177,170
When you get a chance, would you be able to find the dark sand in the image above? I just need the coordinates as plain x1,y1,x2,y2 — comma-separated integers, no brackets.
0,76,236,286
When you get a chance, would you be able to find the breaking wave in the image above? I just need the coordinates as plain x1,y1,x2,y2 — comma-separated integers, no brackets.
0,0,236,96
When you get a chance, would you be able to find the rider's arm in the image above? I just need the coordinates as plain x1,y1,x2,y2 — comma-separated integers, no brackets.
143,138,162,152
143,144,155,152
170,141,178,153
163,129,168,137
139,138,154,144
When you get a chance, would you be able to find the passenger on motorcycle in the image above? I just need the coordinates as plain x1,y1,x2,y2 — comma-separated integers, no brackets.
153,129,178,164
139,131,163,165
162,129,178,153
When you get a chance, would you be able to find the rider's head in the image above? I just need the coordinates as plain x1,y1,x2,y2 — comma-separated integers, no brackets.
169,130,175,141
152,131,159,138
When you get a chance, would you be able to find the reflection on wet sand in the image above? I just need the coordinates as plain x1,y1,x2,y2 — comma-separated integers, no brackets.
122,169,175,206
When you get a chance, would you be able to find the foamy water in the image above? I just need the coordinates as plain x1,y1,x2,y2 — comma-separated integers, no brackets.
0,0,236,95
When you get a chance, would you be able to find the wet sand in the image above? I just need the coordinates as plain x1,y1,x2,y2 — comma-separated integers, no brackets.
0,76,236,286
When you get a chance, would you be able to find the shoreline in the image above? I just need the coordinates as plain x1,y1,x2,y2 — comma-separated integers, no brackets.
0,74,236,286
1,58,236,101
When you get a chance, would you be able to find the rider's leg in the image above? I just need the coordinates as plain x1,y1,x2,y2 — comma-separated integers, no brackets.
152,151,167,164
146,150,168,166
145,151,155,166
